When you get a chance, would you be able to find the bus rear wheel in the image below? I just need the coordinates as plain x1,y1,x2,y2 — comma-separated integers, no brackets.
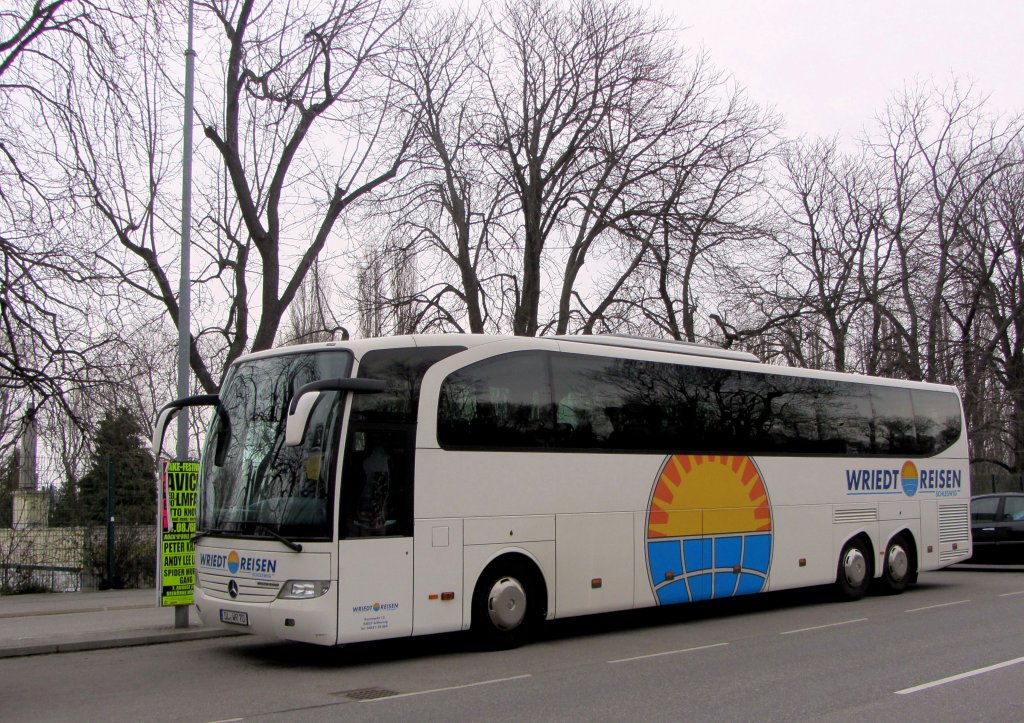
878,535,912,594
472,561,539,649
835,538,871,601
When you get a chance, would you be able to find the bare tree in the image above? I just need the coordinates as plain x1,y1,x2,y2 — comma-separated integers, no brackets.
478,0,687,335
280,259,349,345
950,142,1024,473
383,0,778,338
50,0,415,395
605,83,777,342
198,0,414,359
354,237,424,336
0,0,126,433
869,83,1022,382
380,7,506,333
770,140,880,371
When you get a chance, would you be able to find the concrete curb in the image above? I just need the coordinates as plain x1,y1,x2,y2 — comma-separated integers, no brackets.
0,627,243,659
0,604,153,619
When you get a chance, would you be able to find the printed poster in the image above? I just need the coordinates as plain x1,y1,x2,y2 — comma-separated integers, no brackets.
160,459,199,606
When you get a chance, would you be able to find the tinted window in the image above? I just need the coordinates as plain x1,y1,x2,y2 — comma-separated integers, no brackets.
352,346,464,424
971,497,1000,523
438,351,553,448
912,389,963,454
1003,496,1024,522
870,386,916,455
340,427,415,538
821,381,873,454
340,346,463,539
551,353,620,447
437,351,961,457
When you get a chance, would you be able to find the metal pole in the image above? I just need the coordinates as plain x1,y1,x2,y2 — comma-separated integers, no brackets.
175,0,196,629
106,457,116,589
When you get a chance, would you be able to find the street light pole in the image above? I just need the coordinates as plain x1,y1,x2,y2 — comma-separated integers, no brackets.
175,0,196,630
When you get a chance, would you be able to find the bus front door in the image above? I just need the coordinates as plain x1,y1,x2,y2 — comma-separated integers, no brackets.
336,426,415,641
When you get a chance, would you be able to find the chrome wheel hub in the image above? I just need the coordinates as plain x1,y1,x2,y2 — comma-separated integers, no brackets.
887,544,909,582
487,576,526,631
843,547,867,588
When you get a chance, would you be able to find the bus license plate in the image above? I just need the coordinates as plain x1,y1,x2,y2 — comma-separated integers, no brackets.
220,609,248,626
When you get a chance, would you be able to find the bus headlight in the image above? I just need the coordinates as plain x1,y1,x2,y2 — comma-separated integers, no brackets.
277,580,331,599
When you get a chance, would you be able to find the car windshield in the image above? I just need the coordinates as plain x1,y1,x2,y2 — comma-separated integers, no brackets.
198,350,352,540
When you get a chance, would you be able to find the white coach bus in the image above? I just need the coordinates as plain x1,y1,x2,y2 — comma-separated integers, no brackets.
153,334,970,647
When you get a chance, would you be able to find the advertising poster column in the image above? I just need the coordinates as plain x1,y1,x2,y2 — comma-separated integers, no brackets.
159,459,199,606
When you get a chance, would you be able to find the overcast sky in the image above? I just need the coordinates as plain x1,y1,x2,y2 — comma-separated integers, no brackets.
667,1,1023,141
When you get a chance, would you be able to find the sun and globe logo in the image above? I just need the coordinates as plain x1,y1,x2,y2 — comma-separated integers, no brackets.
646,455,773,604
227,550,241,574
900,461,919,496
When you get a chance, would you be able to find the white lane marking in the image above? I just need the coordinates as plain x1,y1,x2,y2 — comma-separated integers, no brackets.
998,590,1024,597
608,642,729,664
780,618,867,635
895,656,1024,695
363,674,532,702
904,600,970,613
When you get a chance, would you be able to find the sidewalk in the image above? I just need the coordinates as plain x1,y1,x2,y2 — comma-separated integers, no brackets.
0,588,240,658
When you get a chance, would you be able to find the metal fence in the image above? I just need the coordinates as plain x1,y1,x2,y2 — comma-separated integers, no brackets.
0,525,156,594
2,451,158,594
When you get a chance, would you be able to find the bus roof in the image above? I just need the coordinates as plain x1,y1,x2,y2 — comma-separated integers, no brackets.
229,333,958,395
549,334,759,362
235,333,754,364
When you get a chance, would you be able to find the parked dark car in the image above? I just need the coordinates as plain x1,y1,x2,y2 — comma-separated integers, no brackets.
970,493,1024,563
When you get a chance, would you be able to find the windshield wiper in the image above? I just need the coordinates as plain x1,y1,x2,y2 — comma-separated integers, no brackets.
190,529,229,544
256,525,303,553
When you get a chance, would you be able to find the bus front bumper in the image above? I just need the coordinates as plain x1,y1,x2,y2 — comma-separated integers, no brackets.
195,583,338,646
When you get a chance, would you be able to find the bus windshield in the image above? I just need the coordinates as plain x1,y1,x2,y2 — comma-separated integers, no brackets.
198,350,352,541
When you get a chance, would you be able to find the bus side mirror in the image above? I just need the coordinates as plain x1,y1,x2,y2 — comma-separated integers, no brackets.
285,378,388,447
152,394,220,461
152,405,180,460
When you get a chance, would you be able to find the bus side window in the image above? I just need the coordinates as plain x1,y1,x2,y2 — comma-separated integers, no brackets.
911,388,963,453
356,444,392,533
871,386,916,455
555,391,613,447
341,429,412,538
438,351,552,448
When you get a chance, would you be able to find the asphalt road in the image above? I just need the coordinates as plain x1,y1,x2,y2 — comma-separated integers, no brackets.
2,566,1023,722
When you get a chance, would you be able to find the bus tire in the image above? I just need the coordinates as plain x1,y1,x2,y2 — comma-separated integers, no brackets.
835,537,871,601
471,559,540,649
878,534,912,595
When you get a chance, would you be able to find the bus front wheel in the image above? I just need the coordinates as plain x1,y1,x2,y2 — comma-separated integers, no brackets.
472,560,540,649
835,538,871,601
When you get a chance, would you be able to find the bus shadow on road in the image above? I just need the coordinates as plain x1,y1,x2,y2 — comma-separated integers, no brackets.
227,576,984,669
226,583,858,669
226,629,474,669
538,584,841,644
